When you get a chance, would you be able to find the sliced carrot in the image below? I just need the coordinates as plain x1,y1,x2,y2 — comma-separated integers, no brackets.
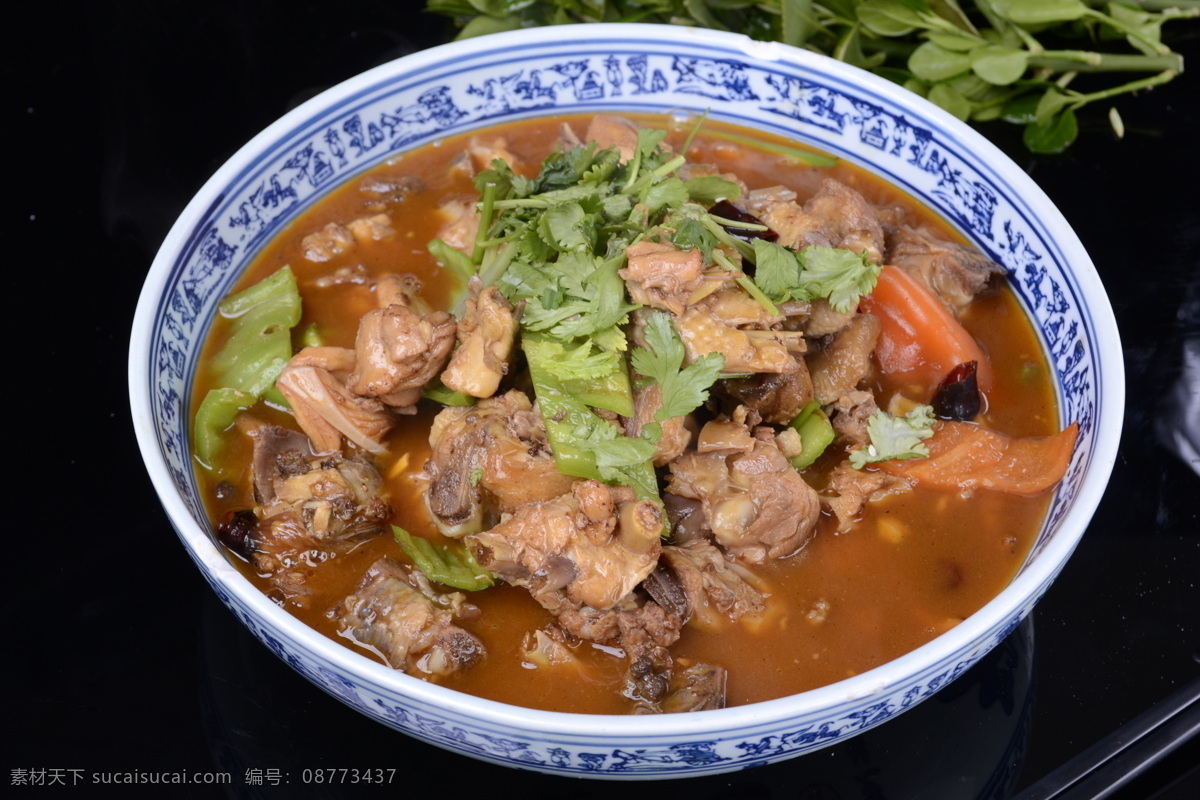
859,264,994,395
880,421,1079,496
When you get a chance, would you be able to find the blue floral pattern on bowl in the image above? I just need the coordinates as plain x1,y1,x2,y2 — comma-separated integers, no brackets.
133,24,1121,778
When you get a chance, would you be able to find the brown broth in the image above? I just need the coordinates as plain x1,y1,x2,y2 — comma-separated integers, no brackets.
194,113,1057,714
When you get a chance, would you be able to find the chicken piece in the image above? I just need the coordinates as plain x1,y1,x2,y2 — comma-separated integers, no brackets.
807,313,881,405
704,285,786,330
629,382,693,466
549,593,685,709
346,213,395,243
468,136,520,172
646,539,766,629
803,298,856,337
521,627,585,671
804,179,886,262
435,199,480,255
667,431,821,564
749,196,831,253
240,424,392,607
822,462,913,534
424,390,574,537
745,179,885,263
696,418,757,454
331,557,485,676
466,480,663,612
347,304,456,407
674,303,800,375
374,273,433,315
619,241,711,316
276,347,394,454
585,114,642,162
885,225,1005,316
655,663,728,713
301,222,355,263
357,175,424,213
440,277,518,399
715,362,814,425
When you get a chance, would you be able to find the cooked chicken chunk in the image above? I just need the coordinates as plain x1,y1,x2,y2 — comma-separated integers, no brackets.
440,277,518,398
346,213,395,243
822,462,913,533
829,389,878,446
674,303,800,374
424,391,574,537
374,273,433,315
348,304,456,407
467,480,662,611
468,135,521,172
885,225,1005,315
656,663,728,713
667,426,821,563
803,298,857,337
620,241,709,316
301,222,355,263
585,114,642,162
807,312,881,405
548,593,685,708
331,557,485,676
435,199,480,255
715,363,814,425
646,539,766,629
276,347,394,453
745,178,885,263
804,179,886,262
240,424,392,607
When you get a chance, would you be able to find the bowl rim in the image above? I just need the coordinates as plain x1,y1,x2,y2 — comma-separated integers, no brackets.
129,21,1124,741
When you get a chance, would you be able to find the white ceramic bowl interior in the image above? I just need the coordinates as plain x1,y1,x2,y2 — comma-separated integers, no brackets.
130,24,1122,778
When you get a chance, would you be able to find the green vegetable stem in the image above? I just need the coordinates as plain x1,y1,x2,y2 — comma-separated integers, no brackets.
426,0,1197,153
393,526,495,591
194,265,303,470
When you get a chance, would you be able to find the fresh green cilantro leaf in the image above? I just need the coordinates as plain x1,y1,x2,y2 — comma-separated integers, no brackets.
798,246,882,313
640,176,689,216
548,255,638,339
671,217,719,258
588,422,662,500
602,193,633,222
630,310,686,384
751,241,881,313
541,203,594,252
591,427,659,470
630,311,726,422
658,352,725,422
849,405,937,468
522,337,622,382
752,238,804,300
684,175,743,205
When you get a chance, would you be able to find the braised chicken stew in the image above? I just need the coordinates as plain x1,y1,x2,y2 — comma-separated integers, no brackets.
194,113,1077,714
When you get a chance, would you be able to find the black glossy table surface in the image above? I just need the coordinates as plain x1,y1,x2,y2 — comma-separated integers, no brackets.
11,3,1198,797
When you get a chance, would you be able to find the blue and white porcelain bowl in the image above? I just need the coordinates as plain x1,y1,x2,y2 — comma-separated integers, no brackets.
130,24,1122,779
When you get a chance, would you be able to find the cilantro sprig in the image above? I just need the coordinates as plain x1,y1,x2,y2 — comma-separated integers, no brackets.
475,129,710,502
426,0,1195,154
753,240,883,314
850,405,938,468
630,311,726,424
